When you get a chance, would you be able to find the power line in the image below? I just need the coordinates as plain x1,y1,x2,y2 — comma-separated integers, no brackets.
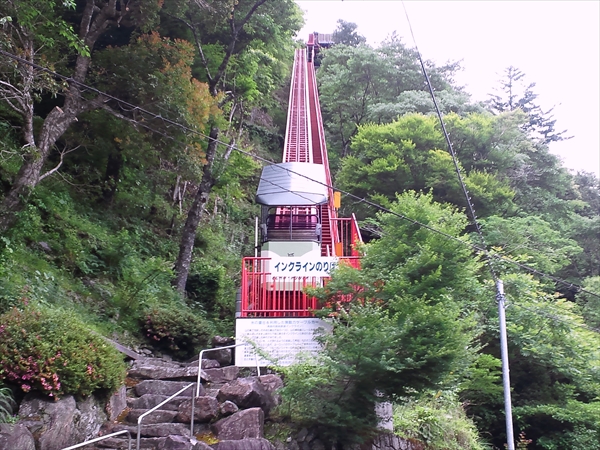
0,48,597,301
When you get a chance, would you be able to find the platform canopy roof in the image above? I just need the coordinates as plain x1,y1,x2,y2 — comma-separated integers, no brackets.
256,162,328,206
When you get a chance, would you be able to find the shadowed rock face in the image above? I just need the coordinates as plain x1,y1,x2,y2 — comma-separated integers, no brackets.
15,353,406,450
211,408,265,440
17,394,106,450
216,376,282,415
212,438,276,450
177,396,220,423
0,423,36,450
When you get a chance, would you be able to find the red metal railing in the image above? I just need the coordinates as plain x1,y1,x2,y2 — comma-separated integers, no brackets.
239,256,362,317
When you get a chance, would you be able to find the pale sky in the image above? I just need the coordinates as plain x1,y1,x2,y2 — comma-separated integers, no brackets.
295,1,600,177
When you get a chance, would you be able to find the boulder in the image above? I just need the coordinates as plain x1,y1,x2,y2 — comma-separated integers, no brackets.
127,409,179,424
0,423,36,450
206,348,232,366
217,377,279,415
194,441,214,450
129,359,198,379
211,408,264,440
211,438,275,450
177,396,219,423
97,436,190,449
258,375,283,394
212,336,235,347
202,366,240,384
372,433,425,450
158,434,194,450
111,422,191,438
219,401,239,416
202,359,222,369
18,393,106,450
106,385,128,422
135,380,200,397
128,393,189,411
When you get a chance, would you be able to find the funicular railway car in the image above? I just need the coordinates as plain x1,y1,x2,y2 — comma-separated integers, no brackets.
235,38,362,366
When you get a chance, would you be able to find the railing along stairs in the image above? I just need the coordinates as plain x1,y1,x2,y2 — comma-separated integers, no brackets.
61,342,259,450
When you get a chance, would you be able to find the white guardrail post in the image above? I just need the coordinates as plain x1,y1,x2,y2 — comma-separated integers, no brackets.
191,342,259,436
60,430,132,450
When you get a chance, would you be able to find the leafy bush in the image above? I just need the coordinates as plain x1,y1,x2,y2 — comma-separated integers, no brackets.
277,297,474,448
394,391,488,450
0,383,16,423
143,305,213,360
0,306,126,398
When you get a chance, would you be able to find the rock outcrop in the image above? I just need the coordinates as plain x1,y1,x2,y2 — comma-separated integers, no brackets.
87,356,281,449
17,394,107,450
7,342,424,450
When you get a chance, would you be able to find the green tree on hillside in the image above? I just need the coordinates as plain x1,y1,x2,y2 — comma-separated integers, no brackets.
337,112,517,219
281,192,484,446
332,20,366,47
0,0,161,232
163,0,303,292
317,35,465,161
489,66,571,144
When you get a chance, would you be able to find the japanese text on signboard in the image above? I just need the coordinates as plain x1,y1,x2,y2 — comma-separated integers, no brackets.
271,257,338,277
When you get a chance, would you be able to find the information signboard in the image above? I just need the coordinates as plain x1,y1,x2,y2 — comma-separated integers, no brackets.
235,317,331,367
268,256,338,277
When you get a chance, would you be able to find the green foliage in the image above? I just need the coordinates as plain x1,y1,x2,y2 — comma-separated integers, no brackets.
332,20,366,47
467,272,600,448
363,191,484,302
278,300,473,447
338,113,517,218
0,306,126,398
318,38,463,160
481,215,582,274
143,305,213,360
515,401,600,450
394,391,489,450
280,192,482,446
0,0,88,58
0,383,16,423
489,66,570,144
577,276,600,329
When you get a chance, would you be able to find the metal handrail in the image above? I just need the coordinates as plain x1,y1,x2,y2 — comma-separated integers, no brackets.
61,430,132,450
190,343,259,436
137,383,194,450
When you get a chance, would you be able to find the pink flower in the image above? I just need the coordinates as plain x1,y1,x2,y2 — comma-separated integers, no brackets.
22,384,31,392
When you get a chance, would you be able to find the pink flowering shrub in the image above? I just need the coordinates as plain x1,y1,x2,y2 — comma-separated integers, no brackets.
0,307,126,398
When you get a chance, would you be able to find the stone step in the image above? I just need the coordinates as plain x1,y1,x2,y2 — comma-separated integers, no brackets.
94,437,275,450
212,439,276,450
202,367,240,384
110,422,191,438
126,409,179,424
94,434,208,449
134,380,205,398
127,394,192,411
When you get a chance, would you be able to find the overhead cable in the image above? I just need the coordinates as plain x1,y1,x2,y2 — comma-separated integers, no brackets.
0,48,597,300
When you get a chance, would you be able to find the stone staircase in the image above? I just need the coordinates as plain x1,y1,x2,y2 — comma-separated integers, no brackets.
90,354,281,450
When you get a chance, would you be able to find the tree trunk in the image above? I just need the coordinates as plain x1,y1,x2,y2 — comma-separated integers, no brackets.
0,105,81,232
0,0,132,233
173,126,219,292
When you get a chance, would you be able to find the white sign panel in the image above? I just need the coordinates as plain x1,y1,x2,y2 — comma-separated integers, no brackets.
270,256,338,277
235,318,331,367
